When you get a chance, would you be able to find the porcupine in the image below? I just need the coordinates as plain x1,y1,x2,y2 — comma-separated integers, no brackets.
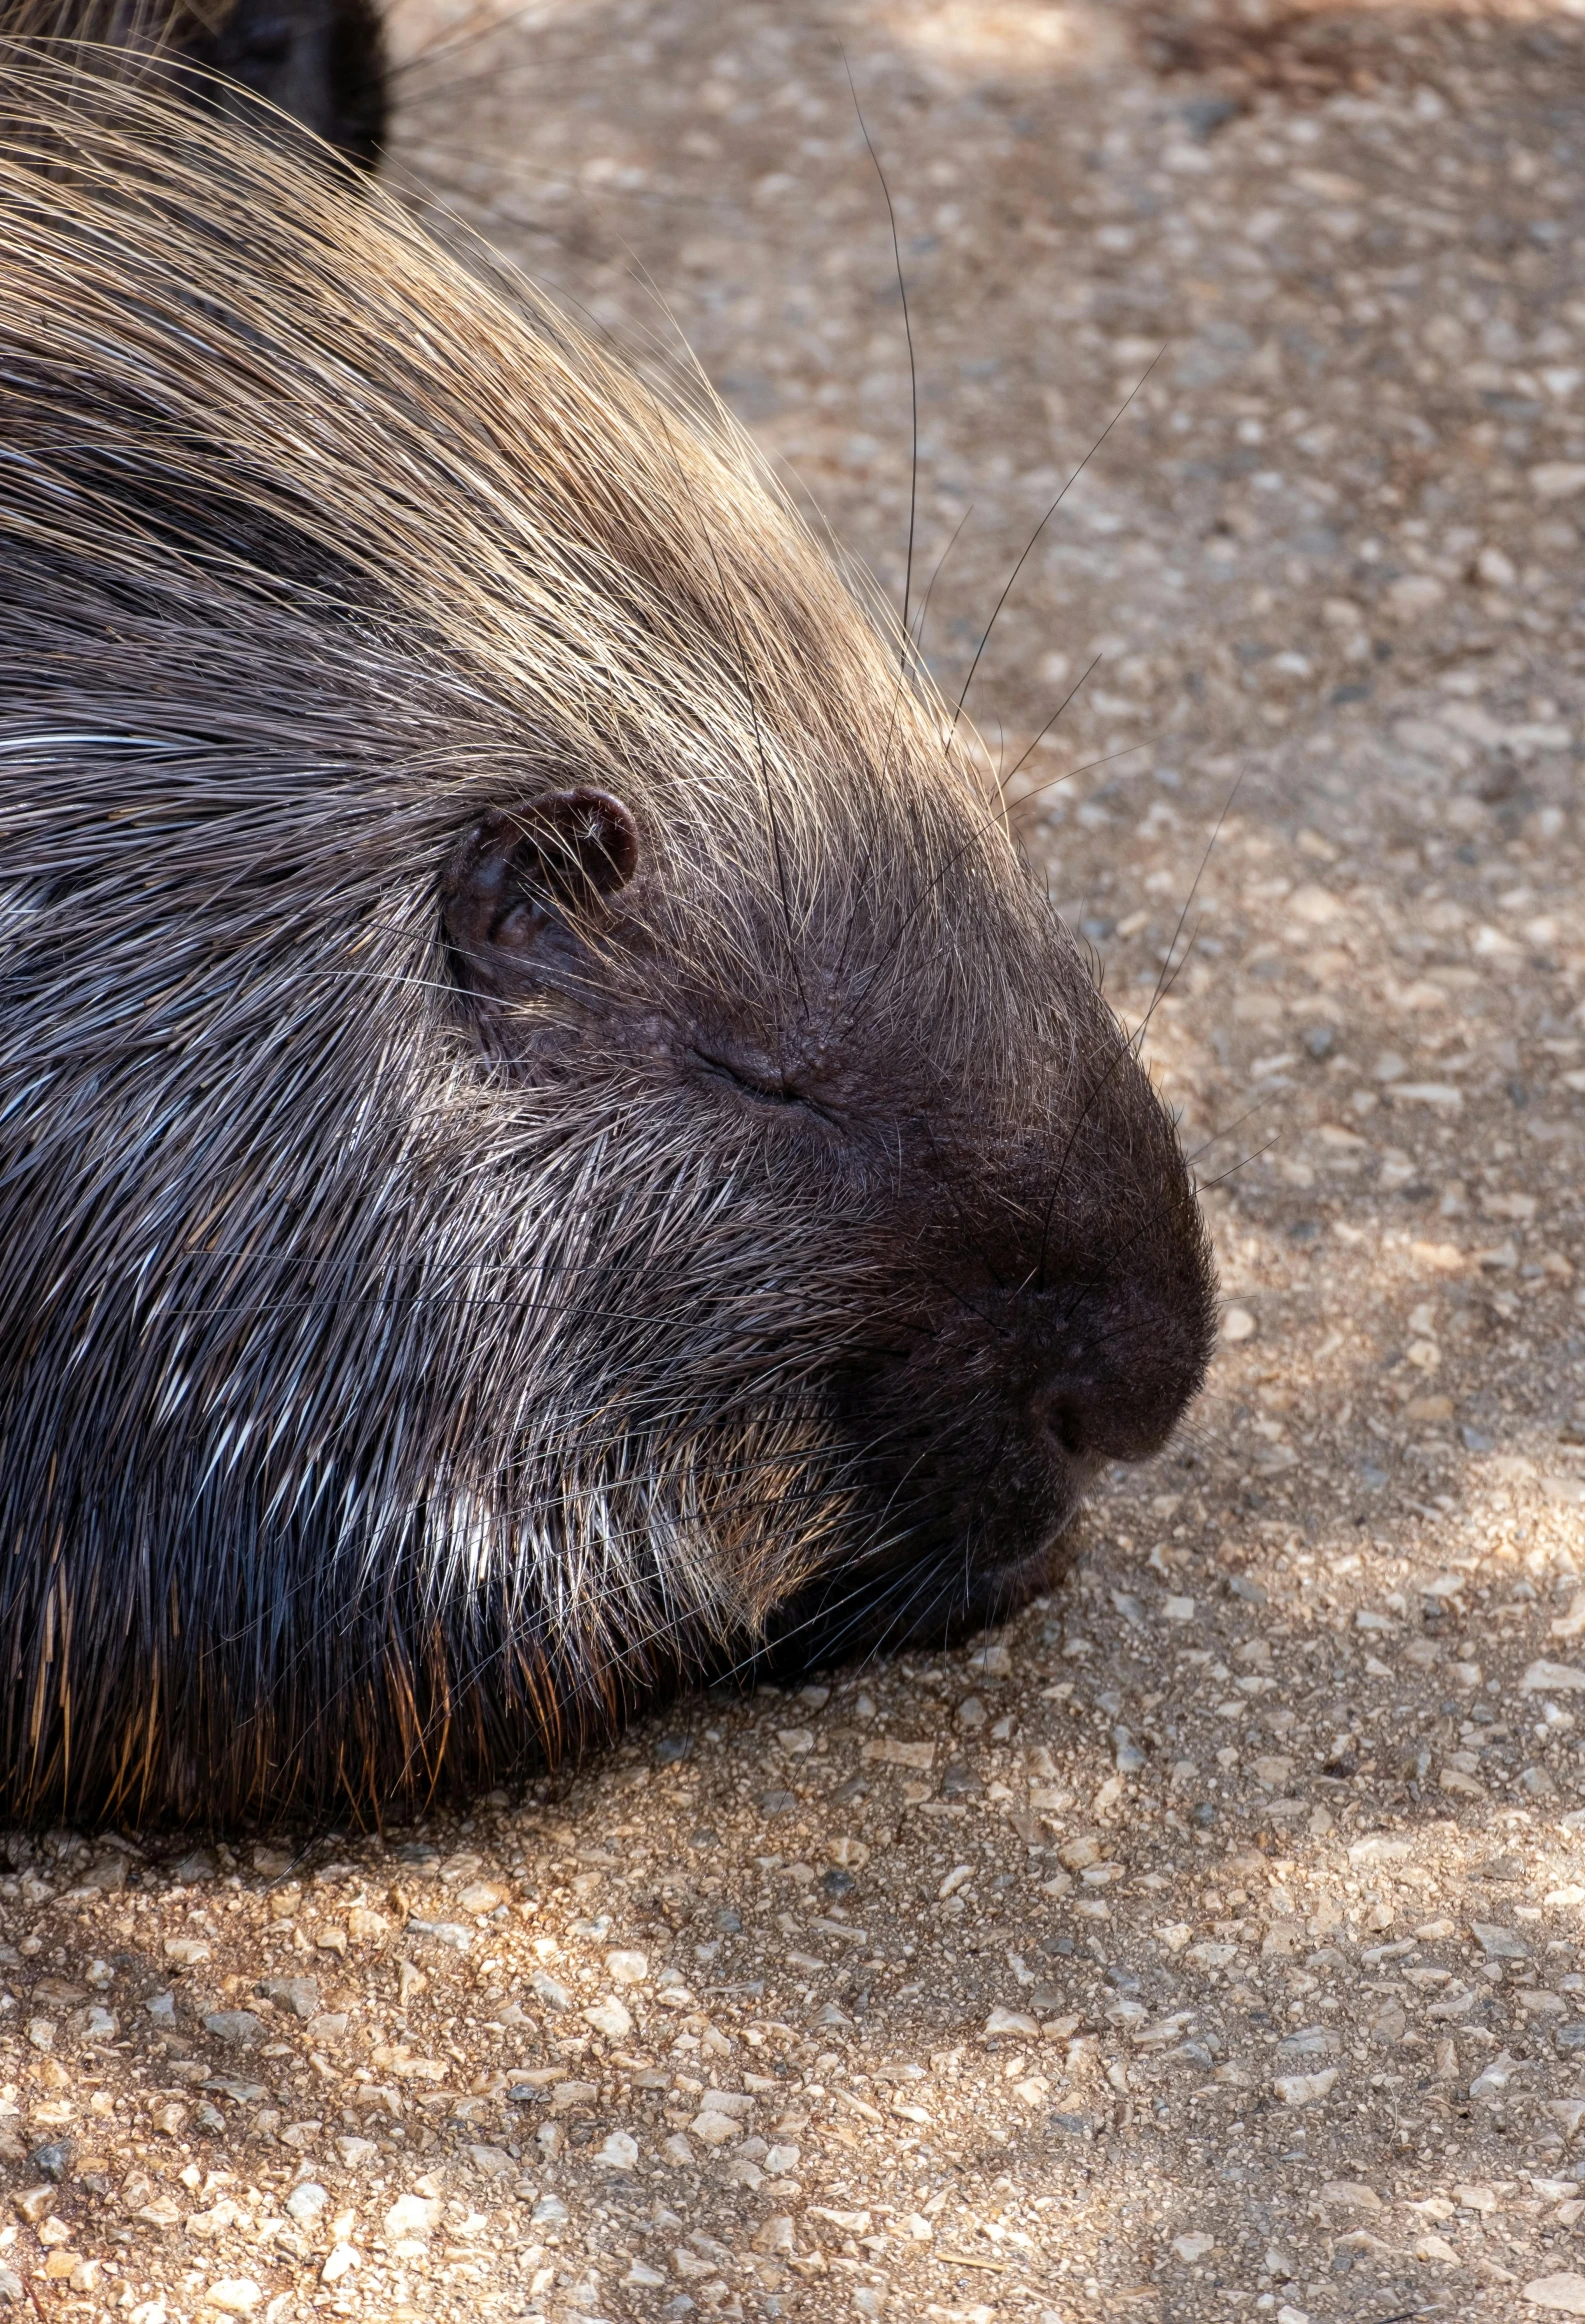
0,47,1217,1827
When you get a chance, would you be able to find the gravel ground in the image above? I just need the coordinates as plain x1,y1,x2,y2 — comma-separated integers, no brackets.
5,2,1585,2319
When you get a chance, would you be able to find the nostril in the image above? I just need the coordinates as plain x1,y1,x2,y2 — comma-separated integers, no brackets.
1035,1388,1090,1460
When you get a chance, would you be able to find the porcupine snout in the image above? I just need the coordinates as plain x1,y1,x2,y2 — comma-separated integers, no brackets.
1025,1191,1217,1478
767,1006,1217,1667
1029,1281,1203,1470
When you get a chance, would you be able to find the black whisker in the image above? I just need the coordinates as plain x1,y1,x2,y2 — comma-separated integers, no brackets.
841,45,919,659
951,349,1165,740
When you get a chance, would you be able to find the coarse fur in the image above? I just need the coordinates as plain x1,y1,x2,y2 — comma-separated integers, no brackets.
0,51,1217,1826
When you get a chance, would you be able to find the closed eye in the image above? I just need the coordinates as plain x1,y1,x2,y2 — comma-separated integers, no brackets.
689,1047,835,1125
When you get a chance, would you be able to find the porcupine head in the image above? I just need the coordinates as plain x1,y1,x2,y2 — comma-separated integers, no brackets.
0,54,1217,1822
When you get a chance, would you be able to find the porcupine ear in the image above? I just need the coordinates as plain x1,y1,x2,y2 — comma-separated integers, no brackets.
442,790,640,997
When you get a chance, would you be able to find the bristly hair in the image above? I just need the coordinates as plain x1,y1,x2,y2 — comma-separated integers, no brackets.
0,46,1216,1827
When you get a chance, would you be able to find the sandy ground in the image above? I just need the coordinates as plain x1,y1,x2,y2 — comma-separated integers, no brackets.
5,1,1585,2319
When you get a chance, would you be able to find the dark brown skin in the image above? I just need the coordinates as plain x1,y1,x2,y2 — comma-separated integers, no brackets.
0,0,388,167
173,0,387,168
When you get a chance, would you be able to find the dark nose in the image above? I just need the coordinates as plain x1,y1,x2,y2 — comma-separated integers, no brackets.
1030,1292,1211,1468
